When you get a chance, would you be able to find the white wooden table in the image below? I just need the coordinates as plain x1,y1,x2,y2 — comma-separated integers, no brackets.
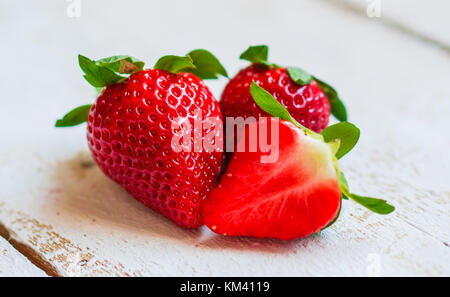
0,0,449,276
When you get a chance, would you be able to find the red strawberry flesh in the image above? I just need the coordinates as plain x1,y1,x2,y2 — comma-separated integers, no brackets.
203,119,341,240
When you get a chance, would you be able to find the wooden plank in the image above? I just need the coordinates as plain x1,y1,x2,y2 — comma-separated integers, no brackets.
0,236,47,277
0,0,449,276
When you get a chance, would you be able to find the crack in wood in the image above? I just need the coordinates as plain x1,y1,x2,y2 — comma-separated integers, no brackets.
0,204,144,277
399,217,449,248
0,221,59,277
325,0,450,54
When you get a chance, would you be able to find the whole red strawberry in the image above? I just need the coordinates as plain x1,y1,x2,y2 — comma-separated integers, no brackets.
203,83,394,240
56,50,228,228
220,45,347,133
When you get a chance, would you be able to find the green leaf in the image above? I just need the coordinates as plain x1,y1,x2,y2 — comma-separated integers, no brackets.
249,81,295,123
339,172,349,200
287,67,312,85
339,171,394,214
249,81,317,137
240,45,269,64
55,104,92,127
78,54,144,88
349,194,395,215
321,122,360,159
96,55,144,74
314,77,347,121
79,55,125,87
153,55,196,74
185,49,228,79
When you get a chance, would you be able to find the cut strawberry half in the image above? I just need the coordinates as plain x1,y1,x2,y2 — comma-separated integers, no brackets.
203,82,394,240
203,119,341,239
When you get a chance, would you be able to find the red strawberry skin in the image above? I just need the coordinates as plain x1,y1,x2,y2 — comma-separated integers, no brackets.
203,119,341,240
220,65,330,133
87,69,223,228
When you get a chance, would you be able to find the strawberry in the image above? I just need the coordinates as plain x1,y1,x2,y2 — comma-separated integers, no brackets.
220,45,347,133
56,50,228,228
204,119,341,239
203,82,394,240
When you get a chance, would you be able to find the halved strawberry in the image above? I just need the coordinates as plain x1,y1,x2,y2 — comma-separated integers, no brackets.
203,119,341,239
203,82,394,240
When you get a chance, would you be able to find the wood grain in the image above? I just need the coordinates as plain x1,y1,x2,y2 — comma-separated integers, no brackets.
338,0,450,49
0,235,47,277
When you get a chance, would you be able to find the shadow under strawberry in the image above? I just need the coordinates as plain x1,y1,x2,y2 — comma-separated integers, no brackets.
48,152,312,253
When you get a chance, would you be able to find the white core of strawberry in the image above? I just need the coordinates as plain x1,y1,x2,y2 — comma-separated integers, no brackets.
286,121,339,183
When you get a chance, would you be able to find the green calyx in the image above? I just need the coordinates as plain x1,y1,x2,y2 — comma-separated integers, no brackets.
185,49,228,79
321,122,360,159
55,104,92,127
241,45,347,121
56,50,228,128
80,50,227,90
313,77,347,121
58,54,145,128
154,49,228,79
339,176,395,215
240,45,270,65
287,67,312,85
79,55,145,88
153,55,195,74
249,81,395,217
